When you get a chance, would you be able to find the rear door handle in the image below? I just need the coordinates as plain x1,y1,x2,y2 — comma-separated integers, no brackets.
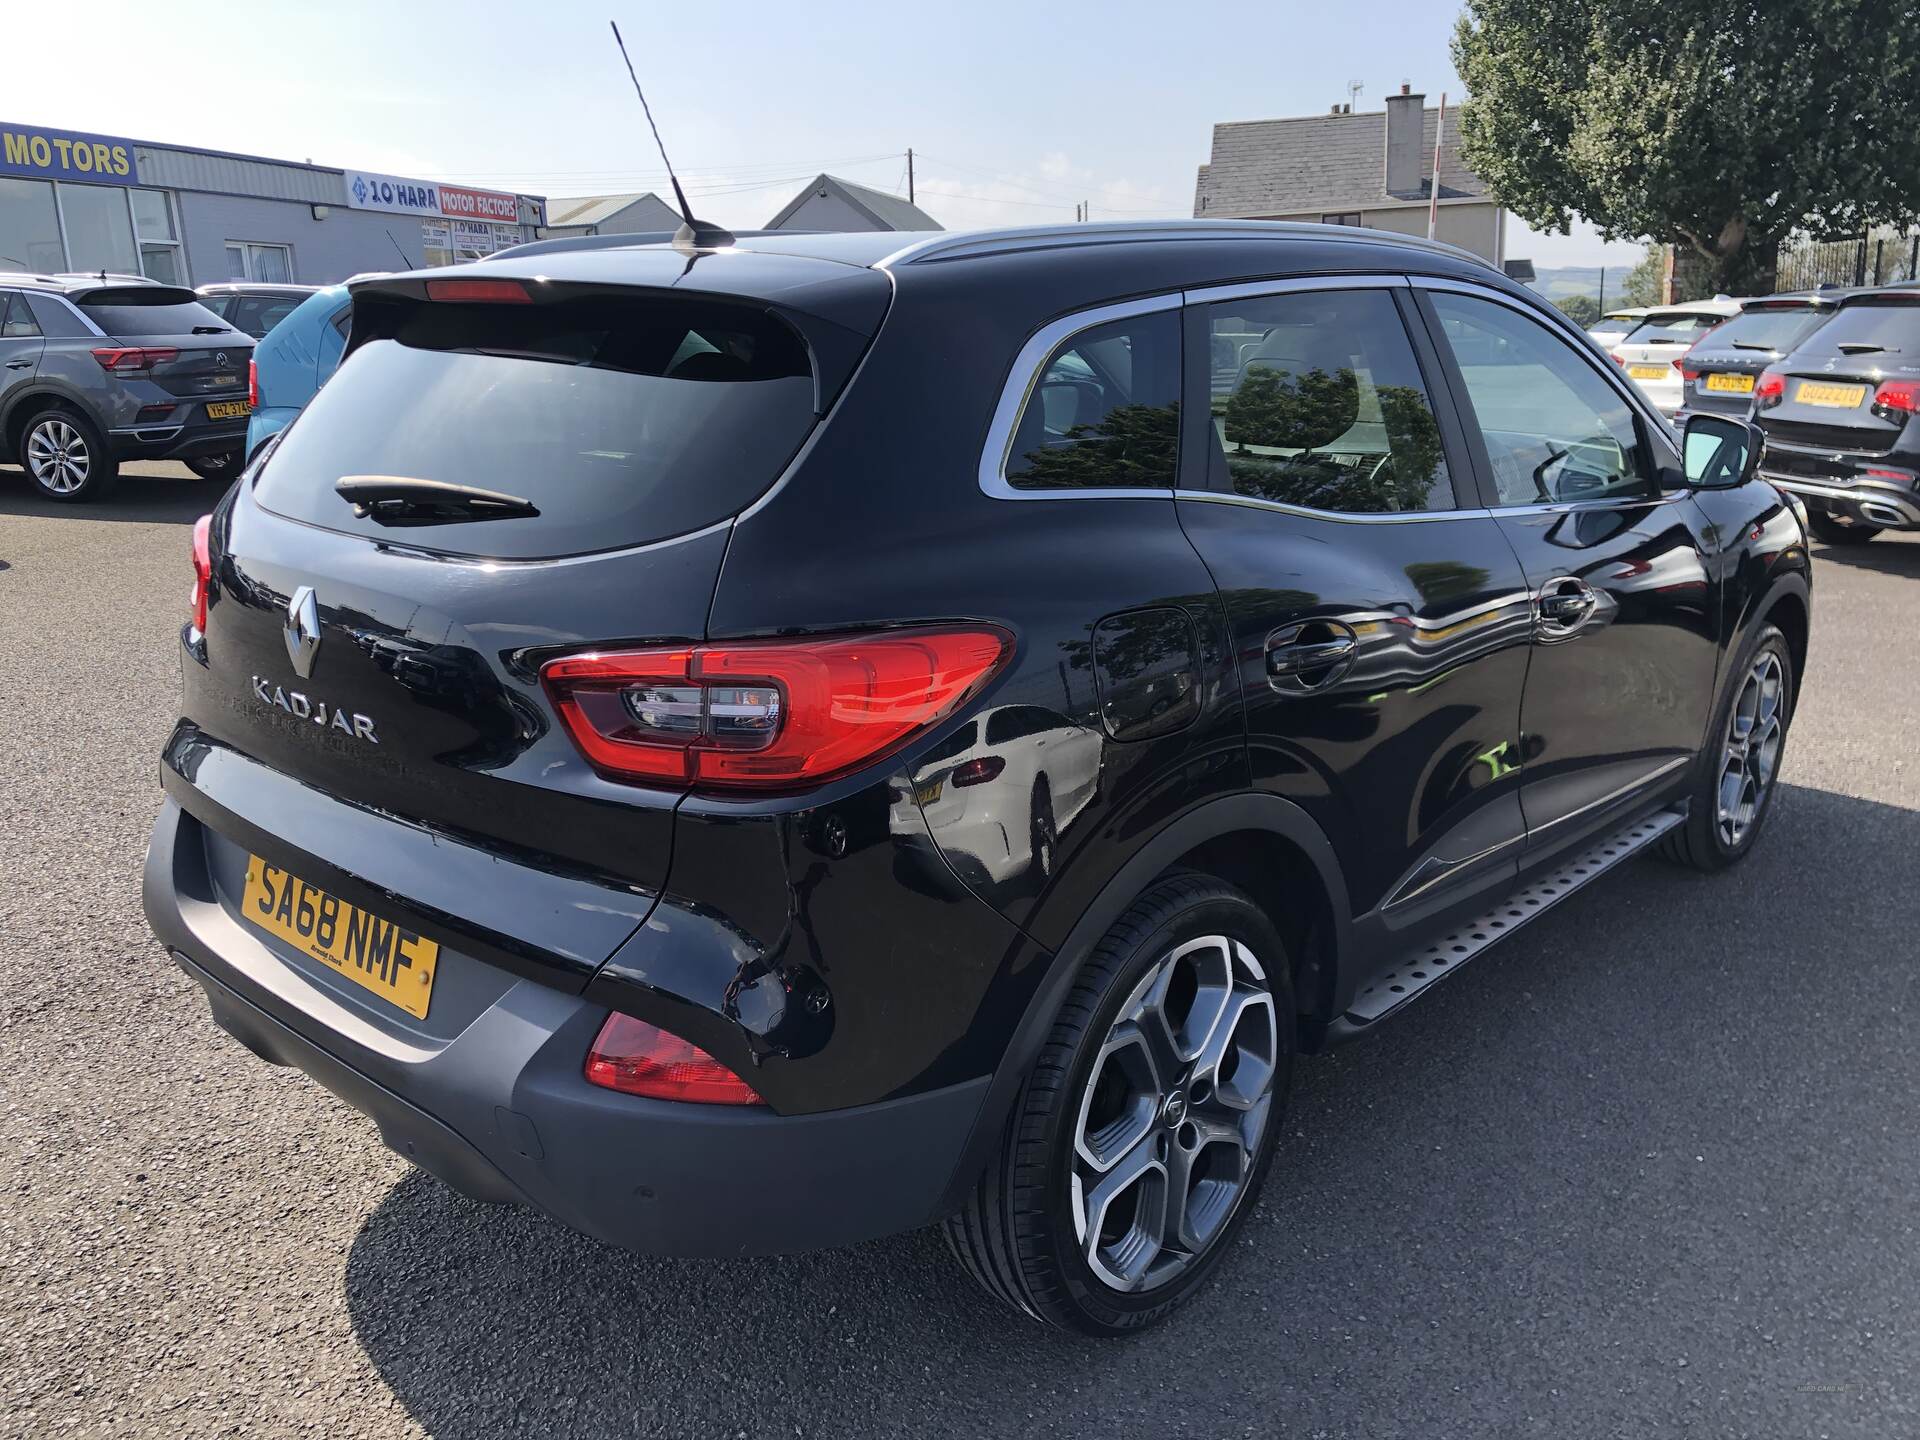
1265,621,1360,692
1537,578,1598,632
1267,637,1357,676
4,359,32,370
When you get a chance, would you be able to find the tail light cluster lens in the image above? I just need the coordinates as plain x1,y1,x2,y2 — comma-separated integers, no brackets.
1873,379,1920,417
542,627,1011,791
585,1013,763,1104
247,357,258,409
1672,345,1703,382
91,346,179,373
1754,369,1788,408
189,513,212,633
949,755,1006,787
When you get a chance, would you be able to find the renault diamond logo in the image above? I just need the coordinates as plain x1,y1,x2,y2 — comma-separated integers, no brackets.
284,586,321,678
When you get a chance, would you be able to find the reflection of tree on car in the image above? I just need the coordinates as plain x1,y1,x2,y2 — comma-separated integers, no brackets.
1221,365,1446,513
1006,401,1179,490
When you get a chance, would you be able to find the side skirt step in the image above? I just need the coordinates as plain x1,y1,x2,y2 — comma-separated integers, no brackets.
1338,807,1685,1030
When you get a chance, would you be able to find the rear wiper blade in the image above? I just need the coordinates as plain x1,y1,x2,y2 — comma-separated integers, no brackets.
191,325,231,334
1836,341,1895,354
335,475,540,523
1730,341,1777,352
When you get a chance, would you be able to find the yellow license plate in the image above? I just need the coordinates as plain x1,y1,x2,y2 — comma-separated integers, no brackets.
1627,365,1669,380
205,400,252,420
241,857,439,1018
914,778,944,805
1796,381,1867,408
1705,372,1755,394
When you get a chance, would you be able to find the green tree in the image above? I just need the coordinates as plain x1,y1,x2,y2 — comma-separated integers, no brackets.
1553,294,1601,326
1452,1,1920,295
1617,244,1665,306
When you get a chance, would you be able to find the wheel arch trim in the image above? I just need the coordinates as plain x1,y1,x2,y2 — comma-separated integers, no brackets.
934,790,1349,1214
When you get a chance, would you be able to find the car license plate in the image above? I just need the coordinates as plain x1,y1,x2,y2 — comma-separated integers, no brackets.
1705,372,1755,394
205,400,251,420
1796,381,1867,408
1627,365,1668,380
914,778,944,805
240,856,439,1018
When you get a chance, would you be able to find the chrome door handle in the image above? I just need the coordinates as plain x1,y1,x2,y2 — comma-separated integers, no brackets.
1267,637,1357,676
4,359,32,369
1537,578,1597,630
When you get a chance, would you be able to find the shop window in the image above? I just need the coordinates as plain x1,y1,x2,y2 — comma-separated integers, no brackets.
0,177,65,272
225,241,294,283
58,182,138,276
130,188,184,286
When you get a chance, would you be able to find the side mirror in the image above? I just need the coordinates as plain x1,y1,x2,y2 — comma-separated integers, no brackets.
1681,413,1763,490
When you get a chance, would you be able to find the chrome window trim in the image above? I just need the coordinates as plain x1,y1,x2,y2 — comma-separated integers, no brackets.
1409,274,1684,466
978,292,1185,502
879,221,1496,272
1181,272,1411,305
1172,489,1496,524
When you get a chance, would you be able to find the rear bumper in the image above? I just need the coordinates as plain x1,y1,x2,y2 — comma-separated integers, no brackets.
1761,469,1920,529
111,420,248,463
144,797,986,1256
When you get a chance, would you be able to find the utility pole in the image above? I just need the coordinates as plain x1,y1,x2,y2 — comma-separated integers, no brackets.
1596,267,1606,314
907,149,914,205
1427,92,1446,241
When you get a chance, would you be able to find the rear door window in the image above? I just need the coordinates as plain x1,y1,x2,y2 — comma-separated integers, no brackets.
252,290,820,559
1,293,41,338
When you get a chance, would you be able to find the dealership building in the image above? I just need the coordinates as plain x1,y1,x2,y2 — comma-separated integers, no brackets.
0,121,545,288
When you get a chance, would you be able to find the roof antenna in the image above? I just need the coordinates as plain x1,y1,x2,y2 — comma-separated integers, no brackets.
383,228,412,268
609,20,734,255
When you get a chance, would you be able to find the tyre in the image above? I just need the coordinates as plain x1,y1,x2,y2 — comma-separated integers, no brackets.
946,873,1294,1334
1659,621,1794,872
17,406,117,501
1807,509,1880,545
186,449,242,481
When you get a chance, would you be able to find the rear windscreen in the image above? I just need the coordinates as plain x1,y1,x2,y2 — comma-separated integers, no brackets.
1701,306,1828,353
1623,314,1725,344
78,289,234,337
253,292,817,559
1796,301,1920,356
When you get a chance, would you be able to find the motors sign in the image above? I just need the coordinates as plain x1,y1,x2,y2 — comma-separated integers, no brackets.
342,169,517,223
0,122,139,184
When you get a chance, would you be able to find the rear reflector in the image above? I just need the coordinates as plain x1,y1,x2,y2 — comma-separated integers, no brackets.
542,626,1011,792
189,513,212,634
584,1013,763,1105
425,278,531,304
91,346,179,373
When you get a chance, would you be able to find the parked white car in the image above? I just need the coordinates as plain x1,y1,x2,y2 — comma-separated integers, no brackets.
1611,298,1745,415
1586,306,1650,349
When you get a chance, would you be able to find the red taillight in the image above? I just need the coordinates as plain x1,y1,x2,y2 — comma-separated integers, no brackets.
1873,379,1920,417
542,626,1011,792
91,346,179,373
189,514,212,633
247,356,258,409
1673,342,1703,382
950,755,1007,787
425,278,531,304
1754,369,1787,408
1609,350,1626,366
584,1013,763,1104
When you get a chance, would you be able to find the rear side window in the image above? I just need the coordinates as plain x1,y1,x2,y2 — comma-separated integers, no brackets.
1004,309,1181,491
78,288,234,337
253,291,818,560
1205,288,1455,513
1704,306,1829,353
1797,300,1920,356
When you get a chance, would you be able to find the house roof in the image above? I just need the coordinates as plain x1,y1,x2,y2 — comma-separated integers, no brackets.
765,173,942,232
1195,106,1490,219
546,192,680,228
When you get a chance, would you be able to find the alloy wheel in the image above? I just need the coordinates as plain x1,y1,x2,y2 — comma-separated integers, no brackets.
1716,650,1784,848
1069,934,1277,1292
26,419,90,494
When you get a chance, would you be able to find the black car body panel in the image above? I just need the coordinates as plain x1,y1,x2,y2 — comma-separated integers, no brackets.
147,222,1813,1259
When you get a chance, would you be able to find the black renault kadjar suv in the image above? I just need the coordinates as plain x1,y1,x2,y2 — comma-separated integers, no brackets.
1750,285,1920,545
145,221,1812,1334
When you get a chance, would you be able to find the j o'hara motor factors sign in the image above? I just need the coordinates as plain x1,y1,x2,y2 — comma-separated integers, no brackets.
342,169,519,223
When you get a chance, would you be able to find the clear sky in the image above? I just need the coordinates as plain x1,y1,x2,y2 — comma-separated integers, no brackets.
15,0,1642,271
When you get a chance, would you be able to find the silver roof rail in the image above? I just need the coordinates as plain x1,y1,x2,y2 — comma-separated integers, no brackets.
874,219,1499,273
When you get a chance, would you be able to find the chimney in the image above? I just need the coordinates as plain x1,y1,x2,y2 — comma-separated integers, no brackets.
1384,84,1424,197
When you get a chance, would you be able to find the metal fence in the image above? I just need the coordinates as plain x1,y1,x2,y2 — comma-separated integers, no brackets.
1774,231,1920,292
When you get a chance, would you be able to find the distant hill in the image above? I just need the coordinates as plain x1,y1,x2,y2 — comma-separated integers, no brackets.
1530,266,1610,301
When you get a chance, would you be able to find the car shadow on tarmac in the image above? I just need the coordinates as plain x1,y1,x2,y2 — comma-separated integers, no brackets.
344,782,1920,1439
0,463,217,525
1806,532,1920,580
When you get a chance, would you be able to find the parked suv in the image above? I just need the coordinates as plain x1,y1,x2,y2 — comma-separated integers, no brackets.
1610,298,1743,414
0,274,252,497
1753,285,1920,544
1673,291,1848,423
144,222,1811,1334
197,282,318,340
